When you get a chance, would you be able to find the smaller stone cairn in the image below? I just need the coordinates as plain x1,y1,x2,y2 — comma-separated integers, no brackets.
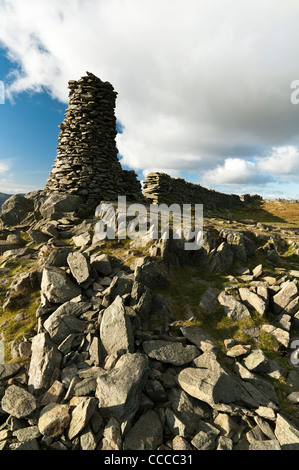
143,172,261,209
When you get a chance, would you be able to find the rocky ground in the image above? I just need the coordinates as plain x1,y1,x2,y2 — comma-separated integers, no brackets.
1,192,299,450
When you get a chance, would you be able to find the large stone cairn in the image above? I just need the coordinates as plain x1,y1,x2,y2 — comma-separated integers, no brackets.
44,72,142,205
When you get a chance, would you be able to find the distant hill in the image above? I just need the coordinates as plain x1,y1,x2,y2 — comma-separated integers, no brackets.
0,193,12,207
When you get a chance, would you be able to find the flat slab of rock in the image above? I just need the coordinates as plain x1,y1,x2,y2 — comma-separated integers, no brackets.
226,344,251,357
249,439,281,450
38,403,71,438
275,413,299,450
239,287,267,316
142,340,200,366
43,301,90,344
67,252,91,286
28,333,62,393
95,353,148,423
41,267,81,305
177,353,265,409
123,410,163,450
180,325,219,352
218,292,251,321
178,367,236,406
273,280,299,314
100,295,134,357
243,349,270,373
68,397,97,440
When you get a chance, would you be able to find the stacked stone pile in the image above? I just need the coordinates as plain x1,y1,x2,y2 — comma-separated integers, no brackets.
44,72,143,206
143,172,261,209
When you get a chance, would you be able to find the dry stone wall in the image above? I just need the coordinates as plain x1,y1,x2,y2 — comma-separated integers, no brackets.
143,172,261,209
44,72,143,205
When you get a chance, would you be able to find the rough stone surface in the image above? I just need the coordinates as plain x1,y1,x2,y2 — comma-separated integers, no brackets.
275,413,299,450
95,353,148,423
243,349,270,373
68,398,97,440
0,194,34,226
41,267,81,305
67,251,91,285
239,287,267,316
43,301,90,344
38,403,71,438
100,295,134,357
28,333,62,393
123,410,163,450
1,385,38,419
142,340,200,366
180,325,219,352
273,281,299,314
218,292,251,321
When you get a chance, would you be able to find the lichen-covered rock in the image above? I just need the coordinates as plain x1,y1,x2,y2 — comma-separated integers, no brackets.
0,194,34,226
95,353,148,423
41,267,81,305
123,410,163,450
1,385,38,419
142,339,200,366
100,295,134,357
38,403,71,438
28,333,62,394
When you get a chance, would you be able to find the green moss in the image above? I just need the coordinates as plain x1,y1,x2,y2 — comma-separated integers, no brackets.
1,287,40,363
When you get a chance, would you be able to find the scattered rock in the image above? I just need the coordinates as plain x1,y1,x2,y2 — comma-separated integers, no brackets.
67,251,91,286
28,332,62,393
239,287,267,316
100,295,134,357
143,340,200,366
273,280,298,314
41,267,81,305
38,403,71,438
95,353,148,423
243,349,270,373
123,410,163,450
275,413,299,450
218,291,251,321
199,287,221,313
180,325,219,352
1,72,299,453
68,397,97,440
1,385,38,419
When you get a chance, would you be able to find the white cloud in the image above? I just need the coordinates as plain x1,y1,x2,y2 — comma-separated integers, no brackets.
256,146,299,177
1,0,299,190
0,161,10,173
0,179,39,194
201,157,271,186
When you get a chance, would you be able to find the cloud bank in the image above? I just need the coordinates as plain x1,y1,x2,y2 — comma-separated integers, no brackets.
1,0,299,195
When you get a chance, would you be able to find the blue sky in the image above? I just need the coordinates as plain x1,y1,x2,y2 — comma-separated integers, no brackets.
0,51,66,193
0,48,139,193
1,0,299,199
